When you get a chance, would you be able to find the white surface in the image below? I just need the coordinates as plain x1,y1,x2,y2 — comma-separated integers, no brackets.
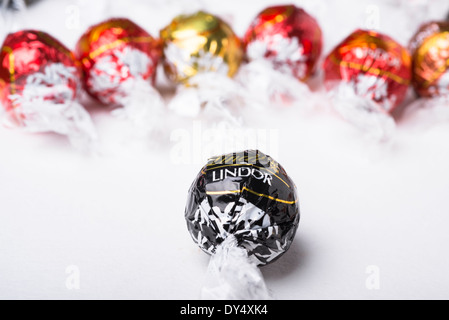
1,0,449,300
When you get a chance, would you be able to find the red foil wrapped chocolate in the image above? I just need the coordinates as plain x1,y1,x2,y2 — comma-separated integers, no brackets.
0,30,97,149
323,29,412,114
0,30,81,125
243,5,323,81
75,18,162,105
409,21,449,98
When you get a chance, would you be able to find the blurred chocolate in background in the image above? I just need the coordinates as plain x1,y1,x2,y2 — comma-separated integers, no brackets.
1,0,40,10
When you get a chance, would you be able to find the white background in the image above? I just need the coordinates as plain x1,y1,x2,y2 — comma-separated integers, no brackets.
1,0,449,300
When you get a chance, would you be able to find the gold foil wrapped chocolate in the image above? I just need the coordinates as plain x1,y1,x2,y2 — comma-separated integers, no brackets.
410,21,449,98
160,11,244,83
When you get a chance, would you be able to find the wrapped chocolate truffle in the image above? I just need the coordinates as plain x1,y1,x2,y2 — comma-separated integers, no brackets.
402,21,449,127
185,150,300,299
0,30,97,150
160,11,244,121
76,18,164,130
160,11,243,83
409,21,449,98
238,5,322,107
323,29,412,140
243,5,322,82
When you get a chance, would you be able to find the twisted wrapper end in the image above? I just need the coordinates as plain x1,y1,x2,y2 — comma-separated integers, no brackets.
201,235,272,301
236,60,314,110
110,77,167,139
3,98,98,153
168,72,244,127
329,82,397,143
